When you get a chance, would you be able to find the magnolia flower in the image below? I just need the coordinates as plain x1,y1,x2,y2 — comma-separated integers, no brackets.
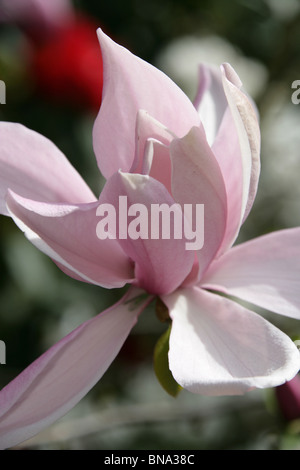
0,29,300,450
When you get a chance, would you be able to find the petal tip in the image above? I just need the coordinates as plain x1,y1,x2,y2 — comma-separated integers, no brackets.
221,63,243,88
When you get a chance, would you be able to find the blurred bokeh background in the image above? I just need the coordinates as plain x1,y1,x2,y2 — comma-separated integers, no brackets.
1,0,300,450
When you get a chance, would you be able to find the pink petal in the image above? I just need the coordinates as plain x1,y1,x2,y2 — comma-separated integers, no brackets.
131,110,174,178
221,63,261,225
0,122,96,216
162,287,300,396
93,29,200,179
211,106,243,254
201,227,300,319
170,126,227,278
193,64,228,146
141,139,173,197
194,64,260,254
0,287,151,450
99,171,195,295
6,191,134,288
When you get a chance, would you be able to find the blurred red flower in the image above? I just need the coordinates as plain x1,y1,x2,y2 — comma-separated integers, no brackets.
30,16,103,111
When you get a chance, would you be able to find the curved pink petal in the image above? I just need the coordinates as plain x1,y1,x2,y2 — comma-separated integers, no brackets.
201,227,300,320
6,191,134,288
193,64,228,146
0,287,151,450
131,110,174,177
99,171,194,295
194,64,260,255
0,122,96,216
170,126,227,278
140,139,173,197
211,106,243,254
93,29,200,179
221,63,261,225
162,287,300,396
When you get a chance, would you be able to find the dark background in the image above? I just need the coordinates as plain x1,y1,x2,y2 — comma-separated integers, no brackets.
0,0,300,449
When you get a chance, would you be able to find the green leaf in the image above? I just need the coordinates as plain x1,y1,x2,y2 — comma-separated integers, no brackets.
153,325,182,397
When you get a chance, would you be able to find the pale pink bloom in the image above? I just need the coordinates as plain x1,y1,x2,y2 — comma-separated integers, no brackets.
0,0,73,33
0,30,300,449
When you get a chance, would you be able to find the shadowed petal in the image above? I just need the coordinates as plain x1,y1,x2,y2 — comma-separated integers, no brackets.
162,287,300,396
0,287,151,450
194,64,228,146
212,106,244,255
194,64,260,254
221,63,260,225
170,127,227,278
0,122,96,216
193,65,243,254
201,227,300,319
141,139,173,197
131,110,174,178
